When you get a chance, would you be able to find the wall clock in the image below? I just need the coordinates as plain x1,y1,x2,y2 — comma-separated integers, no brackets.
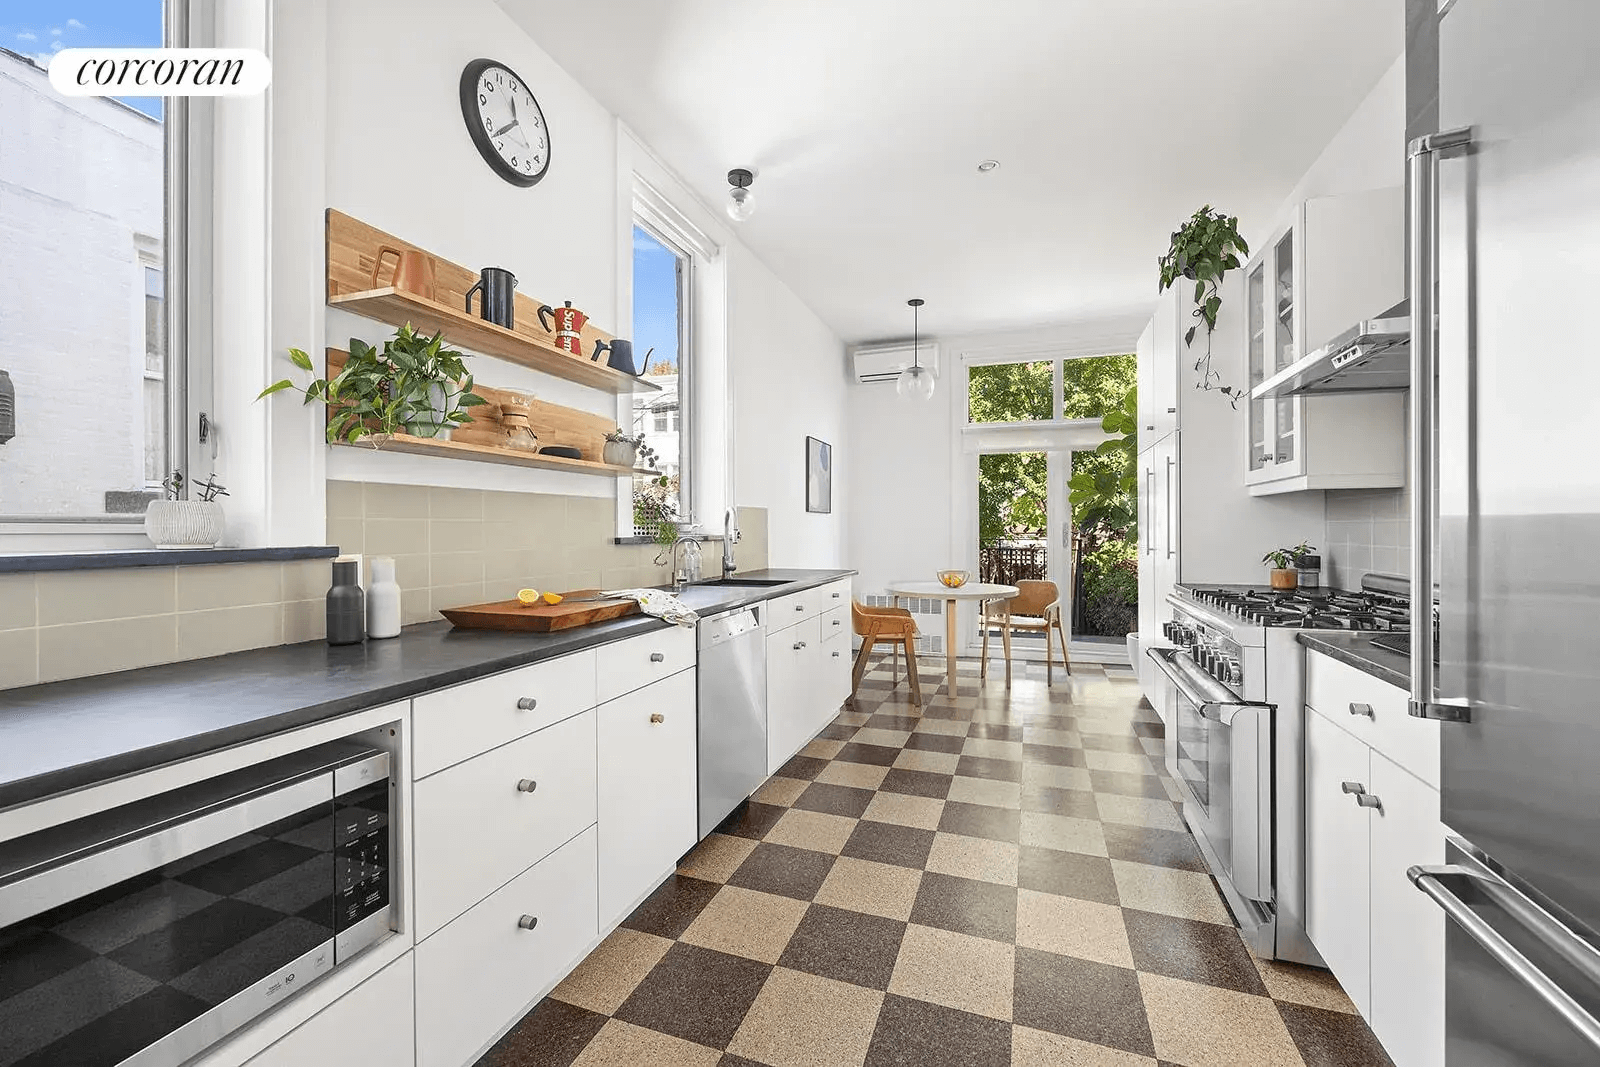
458,58,550,187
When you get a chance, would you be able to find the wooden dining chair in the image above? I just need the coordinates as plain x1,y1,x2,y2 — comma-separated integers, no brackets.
851,600,923,706
980,580,1071,684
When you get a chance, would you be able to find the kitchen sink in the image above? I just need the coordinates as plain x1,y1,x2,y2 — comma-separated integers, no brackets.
690,578,790,588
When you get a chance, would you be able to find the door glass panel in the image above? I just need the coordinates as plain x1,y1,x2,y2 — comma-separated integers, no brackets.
1275,397,1297,464
1247,264,1268,472
1274,229,1296,370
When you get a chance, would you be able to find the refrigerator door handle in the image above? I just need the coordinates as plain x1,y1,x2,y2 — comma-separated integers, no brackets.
1409,862,1600,1055
1407,126,1476,723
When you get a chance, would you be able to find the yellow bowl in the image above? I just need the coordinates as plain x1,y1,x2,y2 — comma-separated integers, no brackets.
937,569,970,588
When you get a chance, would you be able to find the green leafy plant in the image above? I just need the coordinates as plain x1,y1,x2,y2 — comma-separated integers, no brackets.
633,475,681,549
1158,205,1250,404
1263,541,1316,570
257,324,486,443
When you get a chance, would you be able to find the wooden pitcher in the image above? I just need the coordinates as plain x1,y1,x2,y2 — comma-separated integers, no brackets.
370,246,437,300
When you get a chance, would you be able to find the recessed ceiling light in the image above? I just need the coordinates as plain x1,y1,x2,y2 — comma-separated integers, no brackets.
977,159,1000,173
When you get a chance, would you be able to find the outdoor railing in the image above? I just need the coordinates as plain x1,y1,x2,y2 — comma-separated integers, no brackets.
978,543,1048,587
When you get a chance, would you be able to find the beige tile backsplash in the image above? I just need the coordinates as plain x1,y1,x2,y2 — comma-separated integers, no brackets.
0,481,771,689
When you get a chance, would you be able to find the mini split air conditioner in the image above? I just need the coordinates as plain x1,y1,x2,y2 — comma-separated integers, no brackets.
851,341,940,385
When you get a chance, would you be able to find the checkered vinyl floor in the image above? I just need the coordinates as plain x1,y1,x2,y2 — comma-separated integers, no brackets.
476,657,1394,1067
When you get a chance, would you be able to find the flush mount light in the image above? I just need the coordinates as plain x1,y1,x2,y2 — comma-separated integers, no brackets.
977,159,1000,172
726,168,756,221
896,298,936,401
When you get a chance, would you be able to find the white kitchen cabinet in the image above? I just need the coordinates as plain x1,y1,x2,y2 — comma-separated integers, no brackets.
766,615,823,774
1243,187,1406,495
1303,650,1446,1067
242,954,415,1067
416,828,598,1067
413,709,597,939
1368,751,1446,1067
595,626,696,705
1305,707,1374,1015
597,668,698,929
820,628,851,722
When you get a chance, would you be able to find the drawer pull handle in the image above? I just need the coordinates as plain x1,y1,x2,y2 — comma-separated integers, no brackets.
517,779,538,793
832,592,841,598
1349,702,1374,718
796,604,805,612
1341,781,1366,795
518,914,539,930
1356,793,1384,810
516,697,538,711
832,651,841,658
650,652,665,663
650,713,665,724
833,619,841,626
794,641,806,650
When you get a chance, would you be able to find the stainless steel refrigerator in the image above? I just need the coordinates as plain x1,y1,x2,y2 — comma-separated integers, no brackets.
1406,1,1600,1063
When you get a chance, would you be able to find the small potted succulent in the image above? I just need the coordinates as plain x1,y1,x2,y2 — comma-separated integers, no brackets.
603,429,660,470
1263,541,1315,590
145,471,229,549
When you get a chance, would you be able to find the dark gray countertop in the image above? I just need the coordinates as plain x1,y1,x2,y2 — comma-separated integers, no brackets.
0,568,853,812
1296,631,1410,689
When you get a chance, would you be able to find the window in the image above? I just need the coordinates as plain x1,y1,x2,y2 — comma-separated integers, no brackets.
968,361,1053,423
0,1,187,522
631,223,691,536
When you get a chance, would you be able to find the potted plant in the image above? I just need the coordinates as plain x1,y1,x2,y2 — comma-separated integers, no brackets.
145,471,229,549
1263,541,1315,590
1158,205,1250,405
633,475,680,553
603,429,660,470
257,324,486,444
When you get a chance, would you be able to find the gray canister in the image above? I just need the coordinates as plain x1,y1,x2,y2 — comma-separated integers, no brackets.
326,556,366,645
1296,554,1322,590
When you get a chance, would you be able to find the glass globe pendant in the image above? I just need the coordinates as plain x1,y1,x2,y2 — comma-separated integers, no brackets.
896,298,935,400
726,168,756,221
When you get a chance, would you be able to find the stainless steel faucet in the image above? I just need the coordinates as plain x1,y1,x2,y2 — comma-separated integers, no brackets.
723,507,740,579
669,535,701,592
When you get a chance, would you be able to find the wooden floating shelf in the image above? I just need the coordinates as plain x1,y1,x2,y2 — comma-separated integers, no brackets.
331,432,660,479
329,287,659,395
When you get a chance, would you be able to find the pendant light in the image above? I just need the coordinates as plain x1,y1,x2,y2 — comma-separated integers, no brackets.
896,298,936,401
726,168,756,221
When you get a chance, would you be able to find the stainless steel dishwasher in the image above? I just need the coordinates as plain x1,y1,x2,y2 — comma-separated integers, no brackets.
697,604,768,838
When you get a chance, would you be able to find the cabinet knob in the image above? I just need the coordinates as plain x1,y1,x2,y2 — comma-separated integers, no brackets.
1356,793,1383,810
832,651,841,658
649,713,665,724
517,779,538,793
518,914,539,930
833,619,841,626
516,697,538,711
832,592,841,598
1340,781,1366,795
795,604,805,612
1167,407,1177,413
1146,424,1154,430
794,641,806,650
1348,702,1374,718
649,652,665,663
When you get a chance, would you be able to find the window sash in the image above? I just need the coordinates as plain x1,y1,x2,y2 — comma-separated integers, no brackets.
632,217,695,530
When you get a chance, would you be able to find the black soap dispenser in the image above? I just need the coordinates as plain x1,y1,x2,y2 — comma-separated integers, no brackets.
326,556,366,645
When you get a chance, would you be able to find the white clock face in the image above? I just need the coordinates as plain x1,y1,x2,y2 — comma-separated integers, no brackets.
468,63,549,184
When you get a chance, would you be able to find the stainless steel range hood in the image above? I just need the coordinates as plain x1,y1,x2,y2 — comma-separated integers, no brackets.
1252,301,1410,398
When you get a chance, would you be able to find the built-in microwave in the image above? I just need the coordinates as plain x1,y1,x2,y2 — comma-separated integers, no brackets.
0,738,394,1067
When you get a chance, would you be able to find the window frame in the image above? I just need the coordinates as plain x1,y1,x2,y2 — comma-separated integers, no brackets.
0,0,200,542
630,213,697,531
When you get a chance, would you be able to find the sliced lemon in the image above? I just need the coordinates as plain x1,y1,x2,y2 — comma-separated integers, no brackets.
516,588,541,605
541,591,564,605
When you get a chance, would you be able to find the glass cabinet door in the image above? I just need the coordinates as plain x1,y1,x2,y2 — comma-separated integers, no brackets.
1271,228,1299,467
1247,262,1269,474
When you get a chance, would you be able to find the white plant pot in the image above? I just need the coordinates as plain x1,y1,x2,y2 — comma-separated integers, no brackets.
144,500,225,549
407,383,453,440
603,440,637,467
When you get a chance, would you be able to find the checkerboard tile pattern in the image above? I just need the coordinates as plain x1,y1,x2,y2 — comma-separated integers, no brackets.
476,658,1394,1067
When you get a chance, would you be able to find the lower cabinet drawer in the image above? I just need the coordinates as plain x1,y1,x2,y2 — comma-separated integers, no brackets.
243,953,415,1067
820,604,849,641
1305,651,1438,788
595,626,696,705
415,827,598,1067
413,710,596,938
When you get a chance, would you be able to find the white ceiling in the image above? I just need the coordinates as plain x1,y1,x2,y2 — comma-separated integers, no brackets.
496,0,1401,344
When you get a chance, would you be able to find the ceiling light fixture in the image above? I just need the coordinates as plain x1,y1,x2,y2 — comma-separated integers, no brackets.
977,159,1000,172
726,168,756,221
896,298,936,401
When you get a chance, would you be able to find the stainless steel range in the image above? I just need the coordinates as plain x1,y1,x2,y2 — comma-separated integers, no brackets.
1147,575,1411,966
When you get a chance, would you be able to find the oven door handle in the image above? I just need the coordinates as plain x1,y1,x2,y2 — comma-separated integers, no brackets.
1146,646,1275,721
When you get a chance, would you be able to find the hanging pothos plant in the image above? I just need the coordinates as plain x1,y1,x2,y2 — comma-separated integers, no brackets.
1158,205,1250,405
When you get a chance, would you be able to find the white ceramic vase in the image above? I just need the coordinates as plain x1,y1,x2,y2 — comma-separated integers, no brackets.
407,383,453,439
144,500,225,549
602,440,637,467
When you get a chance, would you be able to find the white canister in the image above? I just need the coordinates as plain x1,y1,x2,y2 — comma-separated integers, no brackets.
367,556,402,639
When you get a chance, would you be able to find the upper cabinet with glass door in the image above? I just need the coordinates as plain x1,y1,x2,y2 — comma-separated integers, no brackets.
1242,189,1408,495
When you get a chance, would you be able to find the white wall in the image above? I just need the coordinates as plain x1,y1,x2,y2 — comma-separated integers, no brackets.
1273,52,1405,230
730,243,848,567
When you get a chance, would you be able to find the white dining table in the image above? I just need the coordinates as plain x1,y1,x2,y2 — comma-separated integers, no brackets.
886,581,1018,696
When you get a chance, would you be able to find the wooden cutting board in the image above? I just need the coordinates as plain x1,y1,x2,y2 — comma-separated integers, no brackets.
440,590,640,632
